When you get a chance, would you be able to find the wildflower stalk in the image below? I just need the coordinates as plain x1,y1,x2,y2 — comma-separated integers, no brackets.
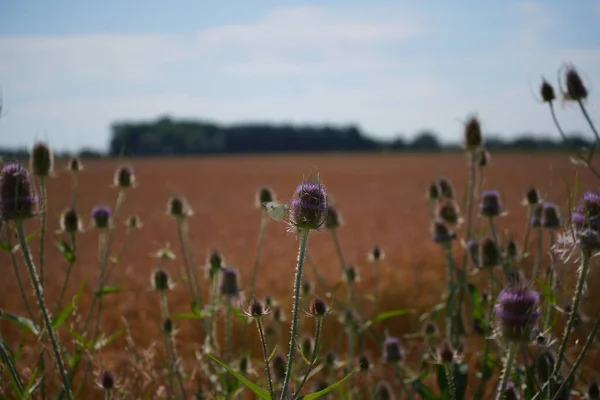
532,226,543,280
578,100,600,144
0,336,26,398
225,297,232,363
5,224,35,321
443,243,456,345
373,257,380,300
444,363,457,400
473,271,496,400
104,224,134,281
160,292,187,399
475,162,485,233
543,231,556,331
280,227,310,400
15,221,73,400
54,232,76,314
255,317,275,398
463,150,477,245
207,273,220,353
496,343,517,400
293,316,323,397
176,217,202,311
553,250,591,375
520,204,534,265
105,390,112,400
70,169,78,207
38,176,47,287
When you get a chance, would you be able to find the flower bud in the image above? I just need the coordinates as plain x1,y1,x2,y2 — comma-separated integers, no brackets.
525,187,541,206
479,237,501,269
60,208,82,233
219,267,240,298
540,79,555,103
436,200,461,226
255,186,275,208
126,215,142,229
272,353,287,381
152,269,171,291
358,354,370,372
91,206,111,229
541,202,561,229
382,336,405,363
289,177,327,230
324,204,342,230
309,297,328,318
427,182,439,201
67,157,83,172
494,282,540,342
438,339,456,364
479,190,502,217
464,116,483,150
438,178,454,199
564,66,587,101
167,195,193,218
432,219,456,244
100,370,115,390
0,162,38,221
369,245,384,262
113,166,135,188
30,141,54,177
162,318,174,334
249,297,264,317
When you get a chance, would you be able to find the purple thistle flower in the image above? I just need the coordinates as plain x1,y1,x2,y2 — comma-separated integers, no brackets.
289,178,327,230
541,202,561,229
570,190,600,251
479,190,502,217
432,218,456,244
0,162,38,221
219,267,240,298
91,206,111,229
382,336,405,363
494,283,540,342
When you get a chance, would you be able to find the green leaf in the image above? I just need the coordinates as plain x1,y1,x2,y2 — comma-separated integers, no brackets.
171,312,206,320
359,309,417,332
300,365,360,400
207,354,271,399
410,376,441,400
267,345,278,362
93,328,125,350
96,284,123,296
55,239,76,263
0,241,10,253
52,280,85,330
1,312,40,335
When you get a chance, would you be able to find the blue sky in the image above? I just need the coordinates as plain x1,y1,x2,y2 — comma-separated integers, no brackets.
1,0,599,152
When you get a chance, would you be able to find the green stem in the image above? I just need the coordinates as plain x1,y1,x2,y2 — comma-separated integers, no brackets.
519,205,534,266
5,224,35,321
54,232,77,314
207,275,220,353
256,318,275,398
553,250,591,375
71,171,78,208
445,364,457,400
38,176,47,287
578,100,600,144
463,150,476,248
496,343,516,400
473,271,496,400
0,336,26,398
104,390,112,400
474,164,484,233
225,297,232,364
443,244,456,346
293,317,323,398
543,231,556,331
532,227,543,281
161,291,187,399
15,221,73,400
279,228,310,400
488,217,508,277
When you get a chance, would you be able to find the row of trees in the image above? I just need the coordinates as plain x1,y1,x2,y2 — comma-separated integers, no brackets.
1,116,592,158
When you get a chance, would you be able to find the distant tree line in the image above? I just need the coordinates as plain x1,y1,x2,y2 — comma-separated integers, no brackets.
0,116,593,159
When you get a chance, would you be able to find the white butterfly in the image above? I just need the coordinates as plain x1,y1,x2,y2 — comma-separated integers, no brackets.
263,201,289,221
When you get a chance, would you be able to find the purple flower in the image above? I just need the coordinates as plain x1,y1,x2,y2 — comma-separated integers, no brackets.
432,219,456,244
219,267,240,298
0,162,38,221
494,283,540,342
382,336,405,363
570,190,600,251
289,179,327,230
541,202,561,229
479,190,502,217
91,206,111,229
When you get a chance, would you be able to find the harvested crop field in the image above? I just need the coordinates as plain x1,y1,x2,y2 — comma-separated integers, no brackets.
2,152,600,396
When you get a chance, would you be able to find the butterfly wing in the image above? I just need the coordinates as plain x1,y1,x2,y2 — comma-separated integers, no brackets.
264,202,289,221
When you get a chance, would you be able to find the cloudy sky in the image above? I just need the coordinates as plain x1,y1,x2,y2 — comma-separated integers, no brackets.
1,0,599,152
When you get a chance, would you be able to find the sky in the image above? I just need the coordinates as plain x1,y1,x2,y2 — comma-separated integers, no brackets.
0,0,599,152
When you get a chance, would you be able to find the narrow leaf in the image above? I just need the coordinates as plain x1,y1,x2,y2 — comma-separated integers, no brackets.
1,312,40,335
207,354,271,399
300,365,360,400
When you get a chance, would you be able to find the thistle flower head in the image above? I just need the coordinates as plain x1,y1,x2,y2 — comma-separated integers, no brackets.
324,204,342,229
67,157,83,172
427,182,439,201
219,267,240,298
540,202,561,230
151,268,172,291
438,339,458,364
369,245,384,262
238,355,251,374
540,79,555,103
563,65,588,101
207,249,224,280
325,351,336,369
436,200,462,226
432,218,456,244
479,190,502,217
570,190,600,251
464,116,483,150
465,238,480,268
245,297,268,318
438,178,454,199
524,187,541,206
505,381,521,400
374,380,395,400
59,208,82,233
91,206,111,229
494,282,540,342
382,336,405,363
288,174,327,231
99,370,116,390
0,162,38,221
30,141,54,177
309,297,328,318
113,165,135,189
505,238,518,260
167,195,193,219
255,186,275,208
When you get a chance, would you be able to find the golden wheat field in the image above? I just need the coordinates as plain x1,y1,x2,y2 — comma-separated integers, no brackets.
2,152,600,397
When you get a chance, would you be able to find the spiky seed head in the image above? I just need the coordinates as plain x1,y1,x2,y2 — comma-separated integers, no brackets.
301,280,313,297
541,203,561,229
344,265,358,284
91,206,111,229
438,339,456,364
67,157,83,172
127,215,142,229
534,351,555,383
324,204,342,230
219,267,240,298
438,178,454,199
162,317,173,334
588,382,600,400
249,297,264,317
540,79,555,103
256,186,275,208
113,166,135,188
525,187,541,205
505,238,518,260
477,149,490,167
427,182,439,201
0,162,38,221
100,370,116,390
272,353,287,381
382,336,405,364
494,282,540,342
479,237,501,269
571,191,600,251
369,245,384,262
374,380,395,400
207,249,224,280
564,65,588,101
289,177,327,231
432,219,456,244
505,381,520,400
464,116,483,150
309,297,328,318
479,190,502,217
30,141,54,177
152,269,171,291
60,208,81,233
436,200,461,226
167,195,193,218
423,320,439,337
358,354,370,372
531,204,543,227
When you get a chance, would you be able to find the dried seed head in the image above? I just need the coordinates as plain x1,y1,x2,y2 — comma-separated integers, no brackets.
438,178,454,199
438,339,456,364
505,238,518,260
91,206,111,229
427,182,440,201
272,353,287,381
432,219,456,244
167,195,193,218
67,157,83,172
479,237,501,269
100,370,116,390
534,351,555,383
152,269,171,291
588,382,600,400
464,116,483,150
219,267,240,298
479,190,502,217
30,141,54,177
494,282,540,342
113,166,135,189
256,186,275,208
344,265,359,284
369,245,384,262
126,215,142,229
564,65,588,101
525,187,541,206
309,297,328,318
289,176,327,230
541,203,561,229
162,318,173,334
0,162,38,221
60,208,81,233
436,200,461,226
531,204,543,227
358,354,370,372
540,79,555,103
374,380,395,400
382,336,405,363
248,297,264,317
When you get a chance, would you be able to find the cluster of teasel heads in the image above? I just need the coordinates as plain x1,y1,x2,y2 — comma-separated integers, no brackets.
1,63,600,400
